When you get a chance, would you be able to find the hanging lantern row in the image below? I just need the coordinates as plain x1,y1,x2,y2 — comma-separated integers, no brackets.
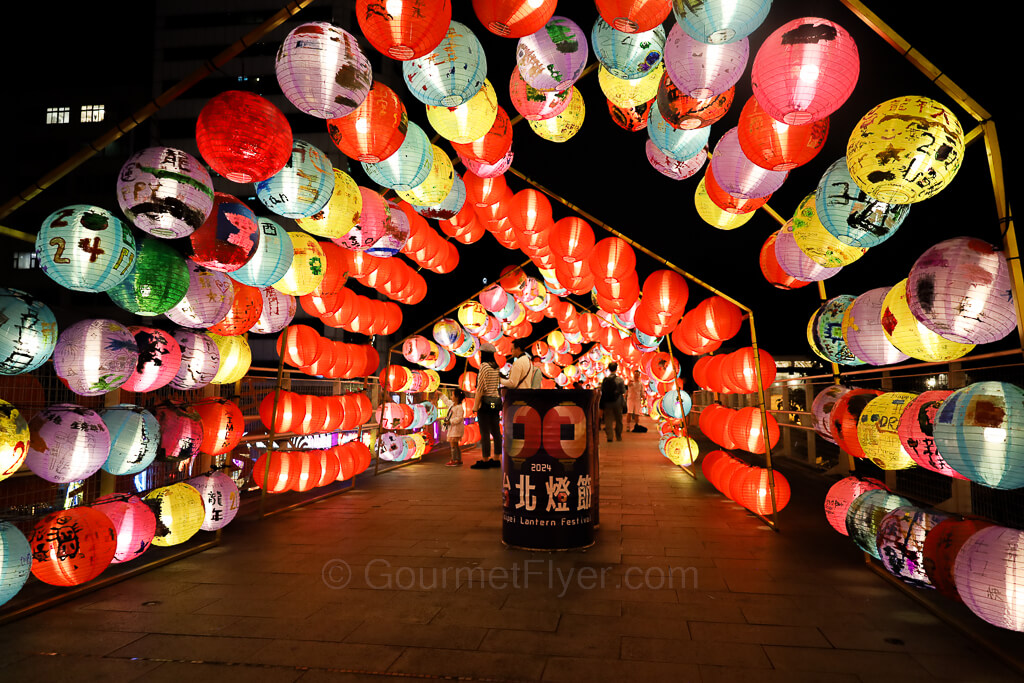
701,449,791,515
691,347,776,395
253,440,373,493
376,400,439,431
258,390,373,436
379,431,432,462
698,404,780,455
275,324,380,378
379,365,443,395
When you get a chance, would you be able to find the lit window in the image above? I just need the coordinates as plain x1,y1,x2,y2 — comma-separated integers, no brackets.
80,104,105,123
46,106,70,124
12,252,39,269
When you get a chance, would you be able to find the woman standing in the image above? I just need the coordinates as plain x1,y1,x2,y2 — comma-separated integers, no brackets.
444,389,466,466
471,352,502,469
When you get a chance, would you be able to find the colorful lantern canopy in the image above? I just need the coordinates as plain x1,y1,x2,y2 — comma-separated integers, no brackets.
710,128,787,200
327,81,407,163
517,16,589,92
196,90,292,183
898,390,965,479
403,20,486,107
122,326,182,393
738,95,829,171
170,330,220,390
273,232,325,296
857,392,919,470
0,399,29,483
208,333,252,385
845,488,911,559
954,526,1024,631
92,493,157,564
154,401,202,462
426,79,499,144
29,507,116,586
881,280,975,362
792,192,866,268
356,0,450,60
760,230,812,290
823,475,885,535
664,24,748,99
815,157,910,248
36,205,136,293
847,96,965,204
907,237,1017,345
53,318,138,396
599,63,664,109
673,0,770,44
657,73,733,130
774,220,840,281
26,403,109,483
144,483,206,547
0,288,58,375
0,522,32,606
188,193,260,273
106,237,189,316
808,295,864,366
694,178,754,230
473,0,556,38
186,471,240,531
831,388,883,458
877,506,952,588
592,17,664,79
276,22,372,118
509,66,573,120
296,170,362,239
840,288,910,366
646,139,707,179
934,382,1024,489
924,518,995,601
596,0,670,33
256,139,334,219
116,146,214,239
647,99,711,160
100,404,159,476
193,397,244,455
362,121,434,191
751,17,859,125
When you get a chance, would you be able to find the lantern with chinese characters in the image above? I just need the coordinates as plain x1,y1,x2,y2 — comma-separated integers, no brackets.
954,525,1024,631
164,263,234,328
196,90,292,183
710,128,787,200
876,506,952,588
648,99,710,160
664,24,748,99
256,140,334,219
0,522,31,606
815,157,910,248
517,16,589,92
898,390,964,479
592,18,664,80
209,333,251,385
53,319,139,396
808,295,864,366
811,385,851,444
117,146,214,239
841,288,909,366
0,288,58,375
403,21,486,107
673,0,770,44
792,192,866,268
189,193,260,273
208,283,263,337
122,327,182,393
106,237,190,316
823,476,885,535
36,205,136,293
857,392,919,470
186,471,240,531
362,121,433,191
751,18,859,125
356,0,450,60
29,507,116,586
275,22,372,118
328,82,407,163
92,494,157,564
170,330,220,390
144,483,206,547
845,488,911,560
881,280,975,362
830,388,883,458
155,402,202,462
100,404,159,476
227,218,293,289
193,397,244,455
738,96,829,171
509,66,573,120
934,382,1024,489
251,286,297,335
646,139,707,179
426,80,499,144
1,399,29,482
774,220,839,282
924,518,995,600
273,232,325,296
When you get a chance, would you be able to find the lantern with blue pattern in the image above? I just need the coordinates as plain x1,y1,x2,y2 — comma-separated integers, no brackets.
815,157,910,249
647,99,711,160
0,288,58,375
37,205,137,293
100,404,160,476
592,17,665,80
227,217,294,288
672,0,770,44
403,21,486,107
256,140,334,219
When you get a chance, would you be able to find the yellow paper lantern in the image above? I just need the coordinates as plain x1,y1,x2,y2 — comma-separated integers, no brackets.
806,313,833,363
396,145,455,206
695,178,754,230
295,169,362,239
792,192,867,267
881,280,975,362
664,435,699,467
425,80,498,144
209,333,252,384
457,301,489,335
423,369,441,393
273,232,325,296
598,62,663,108
846,96,966,204
857,392,919,470
144,483,205,547
529,87,585,142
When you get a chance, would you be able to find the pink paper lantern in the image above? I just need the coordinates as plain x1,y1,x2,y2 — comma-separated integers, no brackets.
664,23,748,99
186,471,240,531
155,402,203,462
955,526,1024,631
710,128,788,200
53,319,139,396
122,327,182,393
92,493,157,564
774,220,841,281
645,139,707,180
26,404,110,483
170,330,221,390
460,146,515,178
841,288,910,366
275,22,372,118
516,16,589,92
250,286,297,334
509,67,572,120
333,187,389,252
823,475,885,535
164,262,235,328
897,390,967,479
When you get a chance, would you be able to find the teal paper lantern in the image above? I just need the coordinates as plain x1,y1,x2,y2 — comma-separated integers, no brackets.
815,157,910,248
36,205,137,293
255,139,335,219
647,100,710,161
845,488,911,560
591,16,665,80
934,382,1024,490
672,0,771,45
660,389,692,418
402,21,487,107
100,404,160,475
227,217,294,288
361,121,433,191
0,288,58,375
0,522,32,607
809,295,865,366
107,237,190,316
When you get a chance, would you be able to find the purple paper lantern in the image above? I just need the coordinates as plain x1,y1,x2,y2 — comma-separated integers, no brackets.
26,404,110,483
186,471,240,531
876,506,952,588
164,263,234,329
460,146,514,178
811,385,852,444
841,288,910,366
907,237,1017,345
155,402,203,462
774,220,841,281
710,128,788,200
122,327,182,393
664,24,748,99
250,287,297,334
275,22,372,118
516,16,589,92
116,146,214,239
955,525,1024,631
368,200,411,257
54,319,139,396
92,493,157,564
645,139,707,180
170,330,221,390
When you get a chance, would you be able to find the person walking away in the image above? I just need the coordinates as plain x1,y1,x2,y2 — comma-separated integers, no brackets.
600,362,626,442
471,352,502,468
444,389,466,466
626,369,643,432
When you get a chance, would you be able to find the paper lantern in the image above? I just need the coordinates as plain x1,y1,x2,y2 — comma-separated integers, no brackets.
898,390,965,479
356,0,449,60
106,237,189,316
0,522,32,605
673,0,770,44
426,79,498,144
454,108,513,167
664,24,747,99
295,171,362,240
397,145,455,206
0,399,29,482
116,146,214,238
208,333,251,385
660,390,691,419
729,407,779,454
99,404,159,476
924,518,995,601
751,17,859,125
808,295,864,366
934,382,1024,489
278,325,321,368
811,385,851,445
275,22,372,118
877,506,952,588
193,397,244,455
208,282,263,337
252,451,299,492
703,163,771,214
508,65,573,120
517,16,588,92
857,392,919,470
728,347,776,394
36,205,136,293
845,489,911,559
255,139,334,219
53,319,138,396
473,0,556,38
91,494,156,565
164,262,234,328
774,220,840,282
29,507,116,586
592,17,664,80
599,61,664,109
647,99,711,160
734,467,791,515
250,287,297,335
169,330,220,390
823,476,885,535
759,230,812,291
186,471,240,531
606,97,652,132
196,90,292,182
841,288,910,366
188,193,260,273
327,81,407,163
154,401,202,463
908,237,1017,345
710,128,787,200
145,483,206,547
954,525,1024,630
362,121,433,191
692,297,741,341
273,232,325,296
694,178,754,230
657,72,732,130
830,388,883,458
119,327,181,393
881,280,975,362
223,219,290,289
847,96,965,204
402,20,486,107
646,139,707,179
792,192,866,268
738,95,829,171
0,288,58,375
815,157,910,248
661,434,698,466
416,172,467,220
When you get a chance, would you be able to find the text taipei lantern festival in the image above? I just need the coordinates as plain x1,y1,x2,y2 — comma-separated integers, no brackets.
275,22,372,118
0,288,58,375
840,288,909,366
196,91,292,183
356,0,450,60
26,404,110,483
92,494,157,564
100,404,159,476
29,507,116,587
256,140,335,219
106,237,189,316
663,24,748,100
403,20,487,107
36,205,137,293
53,318,139,396
815,157,910,249
188,193,260,273
116,146,214,239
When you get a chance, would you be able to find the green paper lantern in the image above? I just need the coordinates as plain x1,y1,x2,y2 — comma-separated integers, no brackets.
107,237,190,315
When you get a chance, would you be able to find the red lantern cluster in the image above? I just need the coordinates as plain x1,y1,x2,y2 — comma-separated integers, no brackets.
439,202,487,244
635,269,689,337
259,390,372,435
252,440,373,493
701,450,791,515
276,325,380,378
697,405,780,454
691,347,776,394
396,202,461,275
671,310,723,356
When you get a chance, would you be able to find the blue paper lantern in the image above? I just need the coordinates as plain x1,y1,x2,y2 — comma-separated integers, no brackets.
0,288,58,375
591,16,665,80
255,139,335,219
633,329,663,352
402,21,487,107
647,100,711,161
815,157,910,248
100,404,160,476
0,522,32,607
227,217,294,288
672,0,771,45
934,382,1024,490
361,122,433,191
661,389,692,418
36,205,137,293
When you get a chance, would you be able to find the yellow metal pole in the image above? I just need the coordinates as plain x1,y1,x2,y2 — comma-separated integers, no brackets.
748,310,779,531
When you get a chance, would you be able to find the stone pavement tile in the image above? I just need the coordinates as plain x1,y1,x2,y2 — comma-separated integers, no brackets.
689,621,831,647
344,619,487,650
193,595,325,619
673,590,797,610
79,592,222,614
620,553,718,569
307,592,440,624
557,612,689,640
620,635,771,668
722,575,844,597
389,646,546,681
217,614,364,642
108,632,267,663
741,605,873,630
1,627,146,656
819,624,979,655
179,580,295,601
246,640,403,672
541,655,700,682
0,606,239,637
911,651,1024,681
502,594,622,617
764,645,931,677
430,605,559,632
698,664,863,683
297,671,407,682
143,661,304,683
0,653,162,681
479,627,619,658
621,598,746,624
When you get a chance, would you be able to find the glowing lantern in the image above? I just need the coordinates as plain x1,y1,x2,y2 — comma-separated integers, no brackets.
907,237,1017,345
815,157,910,248
99,404,159,476
92,493,157,564
924,519,995,601
734,468,791,515
458,301,490,336
660,390,691,419
774,220,840,282
954,526,1024,630
328,82,407,163
273,232,325,296
193,398,244,455
37,205,136,293
356,0,450,60
898,390,965,479
856,392,919,470
208,333,251,385
170,330,220,390
517,16,589,91
661,434,698,466
646,139,707,180
25,403,108,483
792,192,866,267
122,327,182,393
509,66,573,120
830,388,883,458
165,262,234,328
0,399,29,482
823,476,885,535
710,128,787,200
144,483,206,547
416,172,467,220
847,96,965,204
589,237,636,284
453,107,513,166
276,22,372,118
189,193,260,272
426,79,498,144
0,288,58,375
881,280,975,362
29,508,116,586
362,121,433,191
107,237,189,316
53,319,138,396
256,140,334,219
840,288,909,366
187,471,240,531
196,90,292,183
296,170,362,240
693,297,742,341
474,0,556,38
703,164,771,214
694,178,754,230
808,295,864,366
811,385,851,444
253,451,299,492
759,230,812,291
403,20,486,107
462,145,515,178
225,220,290,290
738,96,828,171
673,0,770,44
657,73,732,130
845,489,911,559
592,17,664,80
877,506,952,588
934,382,1024,490
599,62,664,109
116,146,214,239
664,24,747,99
433,318,465,349
647,99,711,160
154,401,202,463
728,347,776,393
729,407,779,454
529,86,585,142
397,145,455,206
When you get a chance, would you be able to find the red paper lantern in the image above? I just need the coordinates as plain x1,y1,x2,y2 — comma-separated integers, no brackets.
327,81,408,163
189,193,260,272
830,388,883,458
729,407,780,454
760,230,812,291
291,451,323,492
473,0,557,38
196,90,293,182
733,467,791,514
259,390,300,433
208,282,263,336
657,73,733,130
252,451,299,492
589,237,636,283
29,507,116,586
692,296,743,341
317,448,342,486
452,106,513,165
737,96,829,171
701,449,727,484
923,518,995,601
595,0,671,33
193,397,244,455
727,347,776,394
704,164,772,214
277,325,322,367
356,0,451,60
550,217,595,263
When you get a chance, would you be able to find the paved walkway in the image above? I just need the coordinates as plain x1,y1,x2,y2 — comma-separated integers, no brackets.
1,421,1020,682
